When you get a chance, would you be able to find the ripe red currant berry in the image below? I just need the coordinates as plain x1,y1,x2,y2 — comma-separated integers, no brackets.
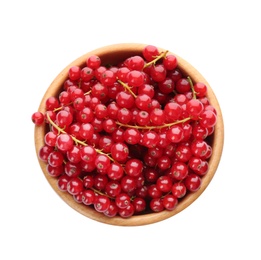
81,66,94,82
184,174,202,192
46,164,64,177
68,66,81,81
77,107,94,123
93,173,108,191
174,144,192,162
150,108,166,126
83,175,94,189
194,82,207,98
138,84,155,98
100,70,116,87
95,154,111,172
80,145,97,163
186,99,204,118
144,168,159,183
117,108,132,124
125,55,145,71
125,159,143,177
190,139,208,158
94,195,110,213
45,96,60,111
121,175,137,193
82,189,95,205
94,104,108,119
117,67,131,81
38,145,54,162
67,177,83,195
79,123,94,140
142,131,159,148
156,175,173,193
48,150,64,167
135,94,152,111
127,70,144,87
56,133,74,152
116,91,135,109
150,64,167,82
156,155,172,170
110,142,129,162
123,128,141,145
142,45,160,62
132,197,146,213
107,162,124,181
176,78,191,93
171,182,187,198
115,193,131,209
162,194,178,211
150,198,164,212
105,181,122,198
199,110,217,128
86,55,101,69
103,119,117,133
32,112,44,125
158,78,175,94
68,123,81,140
56,110,73,128
147,184,162,199
103,201,118,217
192,124,208,139
166,125,183,143
64,162,81,178
91,82,109,100
57,174,71,191
163,54,178,70
118,203,135,218
98,135,114,153
170,161,188,180
136,110,150,126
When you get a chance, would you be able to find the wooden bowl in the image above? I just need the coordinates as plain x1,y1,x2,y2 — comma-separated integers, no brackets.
34,43,224,226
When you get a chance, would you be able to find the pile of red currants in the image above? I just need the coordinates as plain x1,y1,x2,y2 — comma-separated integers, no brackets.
32,45,217,218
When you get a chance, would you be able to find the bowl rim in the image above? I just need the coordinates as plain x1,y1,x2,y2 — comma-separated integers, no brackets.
34,43,224,226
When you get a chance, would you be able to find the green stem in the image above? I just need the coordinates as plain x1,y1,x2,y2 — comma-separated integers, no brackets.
53,90,92,112
116,116,191,130
143,50,169,68
187,76,197,99
46,112,115,162
117,80,137,98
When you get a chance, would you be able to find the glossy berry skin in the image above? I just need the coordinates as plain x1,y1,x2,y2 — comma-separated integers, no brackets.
82,189,95,205
162,194,178,210
166,126,183,143
67,177,83,195
32,112,44,125
35,44,217,218
170,162,188,180
56,133,74,152
115,193,131,209
172,182,187,198
125,159,143,177
142,45,160,61
110,142,129,162
184,174,202,192
94,195,110,212
150,64,167,82
156,175,172,193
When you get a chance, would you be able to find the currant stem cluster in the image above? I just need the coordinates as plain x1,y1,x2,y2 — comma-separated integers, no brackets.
46,112,115,162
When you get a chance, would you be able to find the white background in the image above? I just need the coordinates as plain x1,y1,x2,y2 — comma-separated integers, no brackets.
1,0,260,259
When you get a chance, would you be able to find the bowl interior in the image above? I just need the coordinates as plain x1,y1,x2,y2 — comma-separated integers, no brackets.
35,43,224,226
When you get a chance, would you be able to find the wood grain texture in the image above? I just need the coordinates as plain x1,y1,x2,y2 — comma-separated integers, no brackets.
34,43,224,226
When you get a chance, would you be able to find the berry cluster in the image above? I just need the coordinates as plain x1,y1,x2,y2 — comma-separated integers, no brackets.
32,45,217,218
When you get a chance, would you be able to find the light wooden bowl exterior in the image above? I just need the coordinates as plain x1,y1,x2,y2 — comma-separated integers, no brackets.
34,43,224,226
